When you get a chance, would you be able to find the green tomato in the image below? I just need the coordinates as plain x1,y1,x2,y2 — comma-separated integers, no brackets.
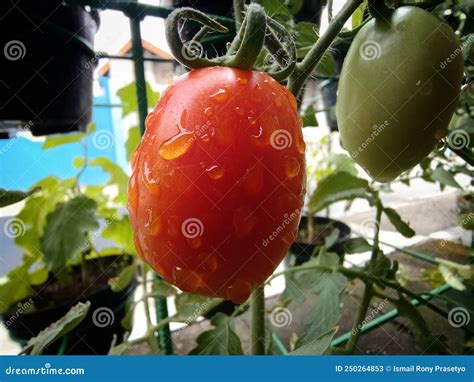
336,6,464,182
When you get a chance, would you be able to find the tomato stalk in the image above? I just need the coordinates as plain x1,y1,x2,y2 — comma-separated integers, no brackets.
345,199,382,354
288,0,364,98
251,286,266,355
141,263,160,354
367,0,394,20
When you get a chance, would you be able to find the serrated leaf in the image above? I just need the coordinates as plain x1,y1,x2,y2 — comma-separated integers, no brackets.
116,82,160,118
309,172,370,213
108,263,136,292
383,207,416,238
189,313,244,355
25,302,90,355
344,237,372,254
40,196,99,273
0,187,39,208
431,166,461,189
125,125,141,162
290,327,337,355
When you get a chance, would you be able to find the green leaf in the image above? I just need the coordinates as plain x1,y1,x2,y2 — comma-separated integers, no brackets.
321,153,358,177
0,257,35,314
301,105,318,127
0,187,39,208
324,228,339,249
352,1,367,28
259,0,292,21
295,253,347,347
89,157,129,205
315,53,337,78
189,313,244,355
40,195,99,273
116,82,160,117
125,125,141,162
152,279,178,297
173,293,222,322
42,133,85,149
73,156,86,169
431,166,461,189
295,22,318,59
287,0,304,14
101,215,135,254
309,172,371,213
25,301,90,355
108,263,136,292
344,237,372,254
290,327,337,355
383,207,416,238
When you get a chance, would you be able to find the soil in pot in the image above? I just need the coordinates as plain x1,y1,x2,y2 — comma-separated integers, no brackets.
287,215,351,266
1,255,137,355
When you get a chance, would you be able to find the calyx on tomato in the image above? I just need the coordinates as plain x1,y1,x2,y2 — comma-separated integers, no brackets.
336,4,464,182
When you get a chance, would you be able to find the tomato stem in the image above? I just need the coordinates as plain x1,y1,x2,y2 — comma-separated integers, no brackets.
288,0,364,98
251,286,266,355
345,199,382,354
367,0,394,20
233,0,245,29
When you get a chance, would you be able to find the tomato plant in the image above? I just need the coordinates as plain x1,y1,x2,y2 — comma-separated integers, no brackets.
129,67,305,303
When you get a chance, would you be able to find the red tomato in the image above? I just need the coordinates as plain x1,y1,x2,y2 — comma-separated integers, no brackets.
128,66,305,303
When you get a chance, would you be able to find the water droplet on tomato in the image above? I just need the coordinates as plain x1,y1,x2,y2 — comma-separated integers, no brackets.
148,213,162,236
204,107,213,117
159,132,195,160
233,206,258,238
188,237,202,249
142,161,160,195
128,173,139,211
167,216,179,238
200,254,217,272
285,157,300,178
274,95,282,108
172,267,203,290
200,134,210,142
295,133,306,154
210,88,228,103
235,107,244,116
237,77,248,85
206,165,224,180
243,165,264,195
251,126,263,139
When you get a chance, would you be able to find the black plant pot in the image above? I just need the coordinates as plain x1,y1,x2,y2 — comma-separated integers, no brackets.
1,256,137,355
0,0,99,136
287,215,351,266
